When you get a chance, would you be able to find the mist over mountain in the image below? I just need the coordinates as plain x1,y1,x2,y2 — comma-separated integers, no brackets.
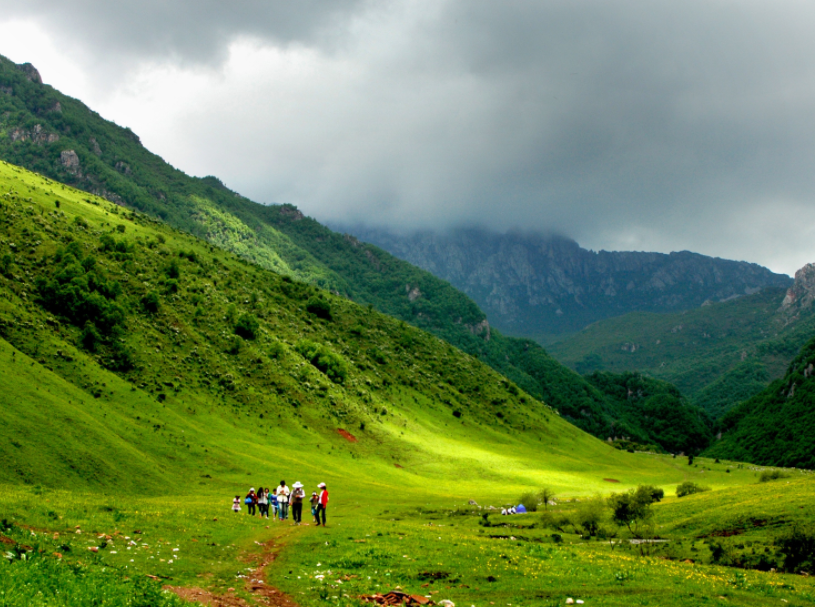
339,226,792,338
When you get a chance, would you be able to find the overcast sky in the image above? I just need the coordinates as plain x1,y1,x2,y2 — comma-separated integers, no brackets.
1,1,814,274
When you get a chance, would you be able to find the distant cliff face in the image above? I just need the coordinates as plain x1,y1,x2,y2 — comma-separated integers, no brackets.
342,227,792,336
780,263,815,314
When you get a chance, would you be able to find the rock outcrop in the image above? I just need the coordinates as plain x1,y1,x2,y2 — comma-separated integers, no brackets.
10,124,59,144
780,263,815,312
60,150,81,176
343,227,793,335
16,62,42,84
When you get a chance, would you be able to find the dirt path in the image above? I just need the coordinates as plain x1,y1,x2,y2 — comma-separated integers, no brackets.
166,538,300,607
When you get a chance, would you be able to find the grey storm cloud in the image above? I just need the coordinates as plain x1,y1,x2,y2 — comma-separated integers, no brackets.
0,0,368,63
2,0,815,272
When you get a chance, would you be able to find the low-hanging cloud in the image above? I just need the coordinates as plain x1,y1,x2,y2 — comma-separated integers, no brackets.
1,0,814,273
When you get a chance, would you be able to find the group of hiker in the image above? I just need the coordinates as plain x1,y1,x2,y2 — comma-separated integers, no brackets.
233,480,329,526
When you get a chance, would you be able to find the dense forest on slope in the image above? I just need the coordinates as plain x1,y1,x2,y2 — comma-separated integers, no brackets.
549,287,815,416
585,372,713,454
704,335,815,469
0,54,689,447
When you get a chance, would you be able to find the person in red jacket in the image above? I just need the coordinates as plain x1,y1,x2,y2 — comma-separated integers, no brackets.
315,483,329,527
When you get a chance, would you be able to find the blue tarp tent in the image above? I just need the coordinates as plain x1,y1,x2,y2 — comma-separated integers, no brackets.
516,504,527,513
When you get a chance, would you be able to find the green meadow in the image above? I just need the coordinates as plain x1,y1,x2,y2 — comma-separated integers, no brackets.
0,160,814,606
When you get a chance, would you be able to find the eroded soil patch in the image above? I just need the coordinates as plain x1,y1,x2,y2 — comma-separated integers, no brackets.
166,539,299,607
337,429,358,442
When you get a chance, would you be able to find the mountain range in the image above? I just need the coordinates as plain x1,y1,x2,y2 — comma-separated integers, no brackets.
339,226,792,339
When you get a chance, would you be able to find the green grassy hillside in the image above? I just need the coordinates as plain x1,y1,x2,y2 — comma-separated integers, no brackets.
548,287,815,416
0,158,700,496
705,334,815,469
0,53,704,450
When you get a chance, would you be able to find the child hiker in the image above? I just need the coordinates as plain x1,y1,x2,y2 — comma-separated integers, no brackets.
232,496,241,513
310,492,319,523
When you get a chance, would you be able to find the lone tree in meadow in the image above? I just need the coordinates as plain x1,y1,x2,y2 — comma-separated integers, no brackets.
607,485,658,537
540,487,556,510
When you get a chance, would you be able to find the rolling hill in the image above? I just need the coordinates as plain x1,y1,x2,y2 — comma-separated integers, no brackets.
705,332,815,469
0,157,665,493
548,283,815,416
0,54,715,451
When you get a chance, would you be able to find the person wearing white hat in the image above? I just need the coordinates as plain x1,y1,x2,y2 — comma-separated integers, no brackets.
290,481,306,524
315,483,329,527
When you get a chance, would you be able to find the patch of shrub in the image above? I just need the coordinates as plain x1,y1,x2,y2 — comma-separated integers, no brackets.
574,495,607,537
639,485,665,502
0,252,14,276
234,313,260,340
141,290,160,314
268,340,285,359
518,491,539,512
81,322,101,352
165,258,180,279
306,296,332,320
99,234,132,260
775,526,815,573
295,340,348,384
539,510,571,532
759,470,791,483
36,243,126,350
676,482,710,498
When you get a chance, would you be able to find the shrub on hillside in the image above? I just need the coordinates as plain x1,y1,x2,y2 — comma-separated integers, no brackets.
165,258,180,279
295,340,348,384
36,243,126,344
639,485,665,502
306,297,332,320
775,526,815,573
676,482,710,498
539,510,571,532
759,470,791,483
0,252,14,276
574,495,607,537
234,313,260,340
141,290,160,314
519,487,556,512
518,492,539,512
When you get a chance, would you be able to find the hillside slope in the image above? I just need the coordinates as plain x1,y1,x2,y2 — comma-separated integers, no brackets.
0,54,662,446
705,333,815,469
1,158,695,494
585,371,713,454
548,285,815,416
341,226,791,337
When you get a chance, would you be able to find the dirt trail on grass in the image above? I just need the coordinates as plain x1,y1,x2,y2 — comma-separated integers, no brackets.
166,538,300,607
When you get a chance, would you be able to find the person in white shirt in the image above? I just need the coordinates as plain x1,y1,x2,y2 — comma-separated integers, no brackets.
275,480,290,520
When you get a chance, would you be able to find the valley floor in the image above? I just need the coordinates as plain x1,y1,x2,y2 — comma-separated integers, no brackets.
2,472,814,607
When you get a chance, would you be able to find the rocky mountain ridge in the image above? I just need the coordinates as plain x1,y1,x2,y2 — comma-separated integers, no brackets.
780,263,815,314
342,226,792,337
